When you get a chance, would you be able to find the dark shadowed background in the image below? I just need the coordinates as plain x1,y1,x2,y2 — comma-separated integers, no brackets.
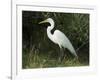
22,11,89,69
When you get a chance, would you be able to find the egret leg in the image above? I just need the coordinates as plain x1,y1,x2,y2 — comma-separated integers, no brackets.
58,47,64,62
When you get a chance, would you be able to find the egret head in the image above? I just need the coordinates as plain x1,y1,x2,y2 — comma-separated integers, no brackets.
39,18,54,24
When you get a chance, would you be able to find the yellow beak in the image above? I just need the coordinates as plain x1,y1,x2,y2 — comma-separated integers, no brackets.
39,19,47,24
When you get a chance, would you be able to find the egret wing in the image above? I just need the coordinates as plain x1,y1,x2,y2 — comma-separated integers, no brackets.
53,30,77,57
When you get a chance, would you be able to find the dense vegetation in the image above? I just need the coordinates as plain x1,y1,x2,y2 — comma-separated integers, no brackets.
22,11,89,69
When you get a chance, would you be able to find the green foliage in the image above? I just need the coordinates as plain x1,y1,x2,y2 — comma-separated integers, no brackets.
22,11,89,68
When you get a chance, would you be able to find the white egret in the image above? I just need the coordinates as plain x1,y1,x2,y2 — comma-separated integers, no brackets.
39,18,78,61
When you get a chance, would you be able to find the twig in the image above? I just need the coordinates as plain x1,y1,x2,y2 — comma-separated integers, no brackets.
76,40,89,52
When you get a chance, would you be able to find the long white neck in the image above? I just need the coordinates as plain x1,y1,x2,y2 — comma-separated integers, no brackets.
48,19,54,30
47,19,55,43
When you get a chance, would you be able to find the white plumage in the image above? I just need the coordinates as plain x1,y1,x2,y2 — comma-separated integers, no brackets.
39,18,78,60
53,30,77,56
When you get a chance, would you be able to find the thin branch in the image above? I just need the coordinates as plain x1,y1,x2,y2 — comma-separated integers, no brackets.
76,40,89,52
